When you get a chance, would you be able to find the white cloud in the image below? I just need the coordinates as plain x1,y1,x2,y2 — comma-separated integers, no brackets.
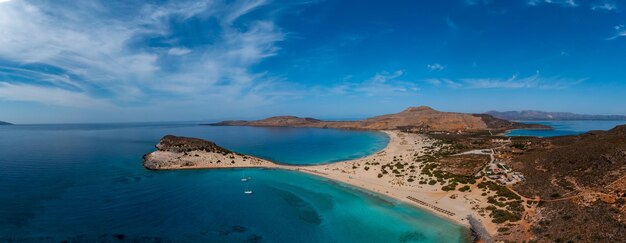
426,73,584,89
167,47,192,56
607,25,626,40
0,0,288,107
592,2,617,11
0,82,111,108
527,0,578,7
225,0,268,24
427,63,445,71
465,0,491,5
325,70,419,97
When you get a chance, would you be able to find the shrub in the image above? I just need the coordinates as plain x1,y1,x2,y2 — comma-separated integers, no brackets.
497,227,509,233
490,209,520,223
458,185,470,192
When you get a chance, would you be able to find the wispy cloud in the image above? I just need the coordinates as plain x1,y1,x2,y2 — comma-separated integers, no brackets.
445,17,458,31
427,63,445,71
0,0,289,108
607,25,626,40
465,0,491,5
325,70,419,97
427,73,584,89
592,2,618,11
527,0,578,7
0,82,111,108
167,48,192,56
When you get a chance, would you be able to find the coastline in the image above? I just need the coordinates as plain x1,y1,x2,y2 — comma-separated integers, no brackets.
144,130,500,239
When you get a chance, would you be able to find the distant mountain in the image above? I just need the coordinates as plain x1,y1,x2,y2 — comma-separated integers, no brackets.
211,106,549,132
486,110,626,121
0,121,12,125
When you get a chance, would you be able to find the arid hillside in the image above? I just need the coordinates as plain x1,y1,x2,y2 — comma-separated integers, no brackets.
211,106,548,132
506,125,626,242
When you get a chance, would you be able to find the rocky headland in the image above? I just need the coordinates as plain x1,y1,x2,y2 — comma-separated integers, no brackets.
143,135,276,170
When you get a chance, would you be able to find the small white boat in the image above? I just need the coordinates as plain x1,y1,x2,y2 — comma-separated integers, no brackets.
241,178,248,182
244,190,253,194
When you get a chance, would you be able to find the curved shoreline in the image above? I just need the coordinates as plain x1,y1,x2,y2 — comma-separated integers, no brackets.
144,130,497,241
249,130,391,166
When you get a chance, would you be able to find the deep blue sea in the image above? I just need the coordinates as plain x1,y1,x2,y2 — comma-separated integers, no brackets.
0,123,468,242
506,120,626,137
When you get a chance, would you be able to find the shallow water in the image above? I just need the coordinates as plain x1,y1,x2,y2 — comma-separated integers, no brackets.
0,123,468,242
506,120,626,137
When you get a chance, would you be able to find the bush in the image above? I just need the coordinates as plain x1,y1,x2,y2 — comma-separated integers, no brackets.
458,185,470,192
490,209,520,224
478,181,521,200
428,180,437,185
377,173,383,178
442,182,457,191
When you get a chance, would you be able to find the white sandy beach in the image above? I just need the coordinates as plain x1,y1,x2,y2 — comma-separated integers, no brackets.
145,130,502,236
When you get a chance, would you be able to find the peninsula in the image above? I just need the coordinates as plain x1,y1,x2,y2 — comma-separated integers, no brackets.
144,107,626,242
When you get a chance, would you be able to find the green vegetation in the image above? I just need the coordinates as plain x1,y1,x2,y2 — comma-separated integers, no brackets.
441,182,457,191
478,181,521,200
489,209,521,224
458,185,470,192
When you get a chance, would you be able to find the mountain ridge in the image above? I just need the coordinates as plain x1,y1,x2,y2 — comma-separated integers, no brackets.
486,110,626,121
210,106,549,132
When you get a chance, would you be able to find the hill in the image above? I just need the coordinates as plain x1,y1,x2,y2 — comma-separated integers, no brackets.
505,125,626,241
211,106,549,132
0,121,12,125
486,110,626,121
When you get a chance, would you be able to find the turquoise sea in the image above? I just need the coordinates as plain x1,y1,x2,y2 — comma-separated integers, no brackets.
506,120,626,137
0,123,468,242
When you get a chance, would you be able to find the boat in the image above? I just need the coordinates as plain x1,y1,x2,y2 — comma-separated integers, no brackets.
244,190,253,194
241,177,251,182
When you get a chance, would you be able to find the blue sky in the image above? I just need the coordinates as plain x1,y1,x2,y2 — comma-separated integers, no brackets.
0,0,625,123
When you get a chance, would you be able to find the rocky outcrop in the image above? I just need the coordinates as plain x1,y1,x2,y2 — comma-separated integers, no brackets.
155,135,232,154
211,106,548,132
143,135,274,170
